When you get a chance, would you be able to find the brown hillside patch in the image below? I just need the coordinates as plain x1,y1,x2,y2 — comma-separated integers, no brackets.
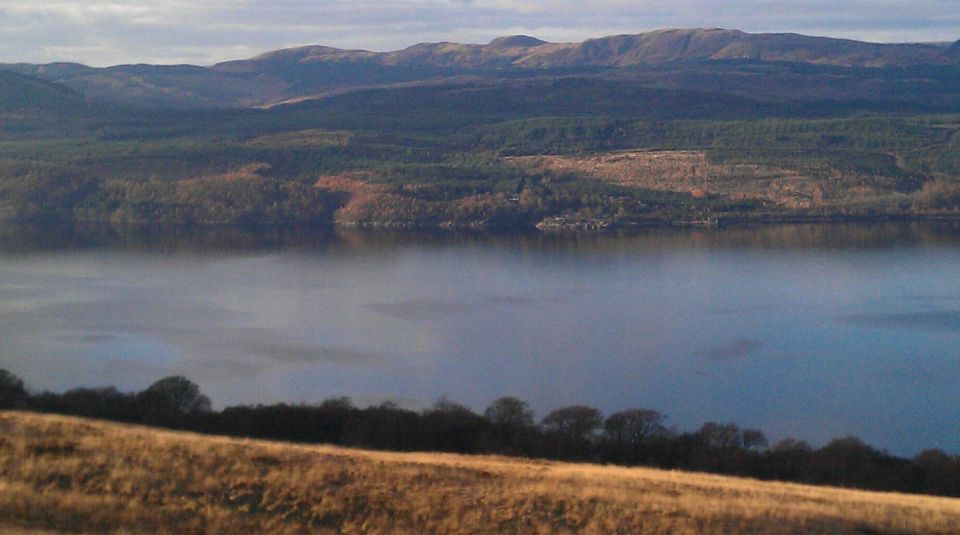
511,151,837,209
313,173,397,222
3,411,960,534
187,162,272,183
313,172,383,194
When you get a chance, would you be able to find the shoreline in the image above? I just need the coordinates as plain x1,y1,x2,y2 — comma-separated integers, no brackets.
7,210,960,234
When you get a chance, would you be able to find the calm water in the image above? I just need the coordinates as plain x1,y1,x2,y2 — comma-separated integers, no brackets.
2,222,959,455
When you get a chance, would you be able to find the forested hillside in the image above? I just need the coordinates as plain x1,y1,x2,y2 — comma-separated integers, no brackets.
1,29,959,229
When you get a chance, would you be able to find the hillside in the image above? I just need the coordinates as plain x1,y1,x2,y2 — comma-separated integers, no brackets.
0,70,84,114
4,28,960,109
0,70,117,141
0,30,959,229
512,29,957,68
2,411,960,534
0,92,957,228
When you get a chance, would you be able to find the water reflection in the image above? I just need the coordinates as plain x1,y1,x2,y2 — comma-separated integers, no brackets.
3,220,960,254
1,221,960,456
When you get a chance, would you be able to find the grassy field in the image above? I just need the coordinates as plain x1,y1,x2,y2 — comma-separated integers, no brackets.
2,412,959,534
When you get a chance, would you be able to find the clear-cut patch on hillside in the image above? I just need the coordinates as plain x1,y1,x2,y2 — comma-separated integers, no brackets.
508,150,898,210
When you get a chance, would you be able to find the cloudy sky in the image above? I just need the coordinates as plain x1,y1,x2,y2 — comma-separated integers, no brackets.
1,0,958,66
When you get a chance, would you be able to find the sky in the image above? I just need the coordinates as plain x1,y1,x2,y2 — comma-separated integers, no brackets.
0,0,958,67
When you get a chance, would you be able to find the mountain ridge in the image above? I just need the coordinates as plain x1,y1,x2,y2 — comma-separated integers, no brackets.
213,28,960,73
2,28,960,109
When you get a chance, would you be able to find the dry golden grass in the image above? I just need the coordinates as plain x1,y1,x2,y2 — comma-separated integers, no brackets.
2,411,959,534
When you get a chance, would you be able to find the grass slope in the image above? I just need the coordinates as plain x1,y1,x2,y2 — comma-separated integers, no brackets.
2,411,959,534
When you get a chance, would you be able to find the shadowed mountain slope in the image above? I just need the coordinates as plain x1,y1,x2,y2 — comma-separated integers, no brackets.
0,70,84,113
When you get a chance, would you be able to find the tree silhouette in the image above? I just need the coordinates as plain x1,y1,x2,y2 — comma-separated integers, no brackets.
698,422,743,449
603,408,666,463
767,438,813,481
422,396,485,453
913,449,960,495
604,409,665,445
483,396,536,453
484,397,534,428
742,429,769,451
814,436,881,488
139,376,212,416
0,369,27,408
542,405,602,459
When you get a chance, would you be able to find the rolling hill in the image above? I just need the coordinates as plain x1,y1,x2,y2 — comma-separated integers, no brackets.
3,28,960,109
0,70,111,139
3,411,960,534
0,70,85,114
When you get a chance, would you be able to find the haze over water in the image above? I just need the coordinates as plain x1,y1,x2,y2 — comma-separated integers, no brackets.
1,222,959,456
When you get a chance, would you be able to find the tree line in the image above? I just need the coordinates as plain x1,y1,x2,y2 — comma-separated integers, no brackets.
2,369,958,497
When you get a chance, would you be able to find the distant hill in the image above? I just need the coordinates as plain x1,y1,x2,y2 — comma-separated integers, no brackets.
944,39,960,60
221,28,958,71
2,28,959,109
512,28,957,67
4,62,283,109
0,70,102,139
269,78,811,126
0,70,84,113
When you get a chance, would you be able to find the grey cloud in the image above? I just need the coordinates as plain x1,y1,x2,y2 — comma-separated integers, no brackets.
96,354,265,378
247,341,381,364
56,333,119,344
368,299,472,319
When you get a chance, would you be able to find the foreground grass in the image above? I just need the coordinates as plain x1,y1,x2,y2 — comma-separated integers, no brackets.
2,412,959,534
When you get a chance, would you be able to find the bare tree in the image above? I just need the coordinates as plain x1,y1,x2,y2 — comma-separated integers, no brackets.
604,409,666,447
